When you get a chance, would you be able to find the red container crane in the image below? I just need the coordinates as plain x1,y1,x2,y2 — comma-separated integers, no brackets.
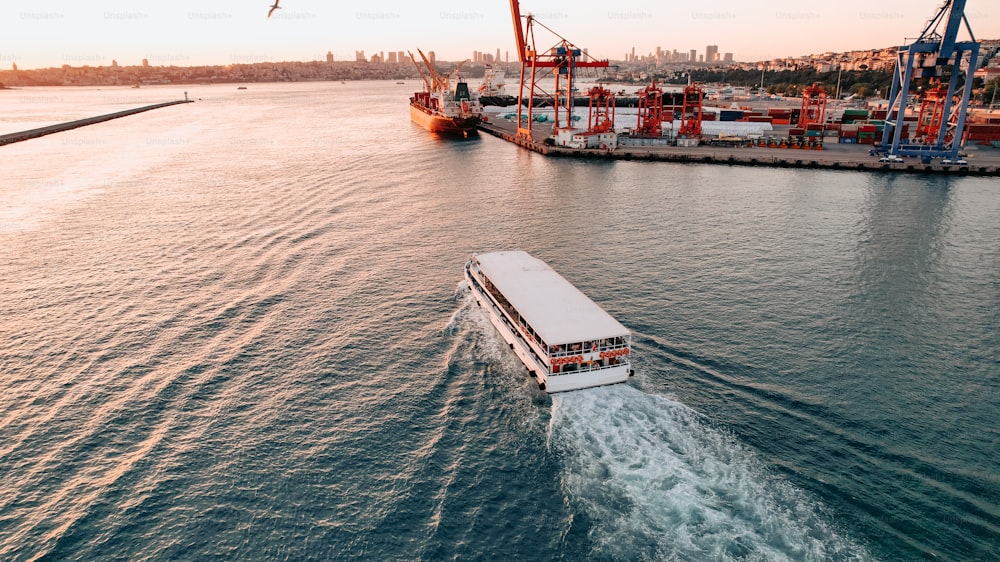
797,82,827,129
585,86,615,134
634,82,664,137
914,83,950,144
509,1,609,141
678,83,704,137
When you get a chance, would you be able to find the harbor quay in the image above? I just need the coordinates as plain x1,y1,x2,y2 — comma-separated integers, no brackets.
0,99,193,146
477,118,1000,176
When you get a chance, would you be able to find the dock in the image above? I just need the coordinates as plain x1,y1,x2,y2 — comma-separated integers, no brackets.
477,119,1000,177
0,99,193,146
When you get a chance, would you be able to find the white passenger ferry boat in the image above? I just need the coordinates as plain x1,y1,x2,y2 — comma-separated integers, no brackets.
465,251,633,393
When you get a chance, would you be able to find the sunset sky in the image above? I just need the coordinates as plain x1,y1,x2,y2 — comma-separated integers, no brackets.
1,0,997,69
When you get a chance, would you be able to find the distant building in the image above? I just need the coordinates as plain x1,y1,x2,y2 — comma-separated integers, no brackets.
326,51,334,63
355,50,365,62
142,58,149,67
387,52,397,64
723,52,733,63
706,45,718,64
428,51,436,65
397,51,405,64
111,59,118,67
690,49,697,63
12,62,17,71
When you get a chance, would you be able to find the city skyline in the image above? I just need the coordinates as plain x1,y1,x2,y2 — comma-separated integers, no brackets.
1,0,998,70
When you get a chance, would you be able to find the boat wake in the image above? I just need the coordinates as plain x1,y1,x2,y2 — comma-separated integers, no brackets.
549,385,873,562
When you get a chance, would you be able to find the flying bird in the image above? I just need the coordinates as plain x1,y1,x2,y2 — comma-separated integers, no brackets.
267,1,281,18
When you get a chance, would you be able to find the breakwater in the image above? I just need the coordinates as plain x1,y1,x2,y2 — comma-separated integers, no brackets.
0,99,192,146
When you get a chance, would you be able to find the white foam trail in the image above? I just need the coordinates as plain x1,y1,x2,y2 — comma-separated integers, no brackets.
550,385,873,561
442,282,472,337
444,286,514,369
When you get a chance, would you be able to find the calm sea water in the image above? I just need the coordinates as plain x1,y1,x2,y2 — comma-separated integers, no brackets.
1,82,997,561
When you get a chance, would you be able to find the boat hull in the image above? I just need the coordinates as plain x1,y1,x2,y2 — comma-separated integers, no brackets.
410,103,480,135
465,267,631,393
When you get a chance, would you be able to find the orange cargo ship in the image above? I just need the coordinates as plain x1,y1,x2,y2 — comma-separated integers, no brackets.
409,80,482,136
407,49,482,136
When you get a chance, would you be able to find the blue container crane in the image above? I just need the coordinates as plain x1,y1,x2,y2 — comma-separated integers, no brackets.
879,0,980,162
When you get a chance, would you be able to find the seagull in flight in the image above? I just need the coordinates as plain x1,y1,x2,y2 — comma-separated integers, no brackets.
267,1,281,19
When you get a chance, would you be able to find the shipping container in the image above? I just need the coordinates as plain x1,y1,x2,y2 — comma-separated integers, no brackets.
842,109,869,125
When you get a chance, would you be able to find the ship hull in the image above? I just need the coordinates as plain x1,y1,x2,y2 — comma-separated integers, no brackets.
410,103,480,135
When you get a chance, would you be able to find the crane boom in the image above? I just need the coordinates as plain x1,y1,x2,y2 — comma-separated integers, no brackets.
510,0,526,62
407,52,431,92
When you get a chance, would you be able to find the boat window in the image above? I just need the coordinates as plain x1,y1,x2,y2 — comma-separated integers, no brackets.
479,271,549,357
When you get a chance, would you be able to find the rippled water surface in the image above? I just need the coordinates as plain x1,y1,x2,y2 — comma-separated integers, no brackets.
1,82,998,561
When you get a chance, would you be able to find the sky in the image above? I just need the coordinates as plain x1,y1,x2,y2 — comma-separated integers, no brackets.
1,0,997,69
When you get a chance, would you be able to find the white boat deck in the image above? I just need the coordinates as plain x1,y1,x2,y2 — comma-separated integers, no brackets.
472,251,628,346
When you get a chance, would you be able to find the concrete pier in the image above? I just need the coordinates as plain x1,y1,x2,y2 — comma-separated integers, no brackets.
477,119,1000,177
0,99,193,146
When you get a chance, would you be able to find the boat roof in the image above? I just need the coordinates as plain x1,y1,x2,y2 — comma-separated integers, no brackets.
473,251,629,346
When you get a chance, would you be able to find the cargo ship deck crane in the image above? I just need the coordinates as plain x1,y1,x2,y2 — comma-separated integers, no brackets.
879,0,980,162
408,49,467,94
509,0,609,141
